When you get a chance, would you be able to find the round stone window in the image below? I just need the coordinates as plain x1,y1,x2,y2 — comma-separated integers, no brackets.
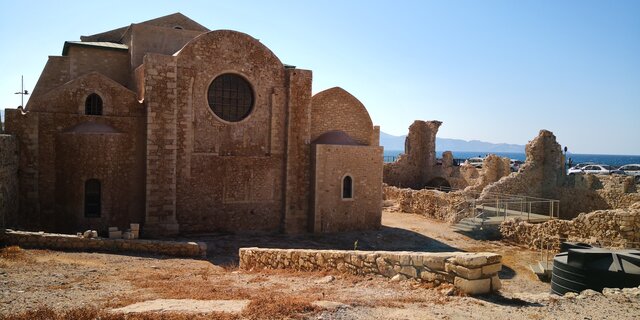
207,74,254,122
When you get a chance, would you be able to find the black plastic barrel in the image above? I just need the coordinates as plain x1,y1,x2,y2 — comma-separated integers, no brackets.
551,248,640,295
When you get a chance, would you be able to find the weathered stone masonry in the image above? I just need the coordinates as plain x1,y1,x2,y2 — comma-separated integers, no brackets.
2,13,384,237
1,230,206,258
240,247,502,295
0,135,18,229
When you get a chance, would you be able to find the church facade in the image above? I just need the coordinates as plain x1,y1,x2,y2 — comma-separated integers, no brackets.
3,13,383,236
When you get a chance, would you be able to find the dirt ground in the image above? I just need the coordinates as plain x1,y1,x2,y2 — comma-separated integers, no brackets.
1,203,639,319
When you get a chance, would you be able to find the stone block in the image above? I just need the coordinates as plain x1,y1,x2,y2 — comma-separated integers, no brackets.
482,263,502,276
130,223,140,231
491,275,502,291
449,253,488,268
108,227,119,232
446,263,482,280
109,231,122,239
454,277,491,295
422,253,453,271
398,265,418,278
485,253,502,264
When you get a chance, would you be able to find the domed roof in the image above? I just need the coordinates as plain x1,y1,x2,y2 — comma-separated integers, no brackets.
63,122,121,134
312,130,362,146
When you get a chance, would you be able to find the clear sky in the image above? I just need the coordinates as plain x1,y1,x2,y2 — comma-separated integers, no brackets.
0,0,638,155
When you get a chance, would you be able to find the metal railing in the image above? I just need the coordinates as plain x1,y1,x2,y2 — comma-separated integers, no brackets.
383,156,470,166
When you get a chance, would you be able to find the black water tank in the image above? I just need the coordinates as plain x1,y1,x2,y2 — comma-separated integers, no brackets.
551,248,640,295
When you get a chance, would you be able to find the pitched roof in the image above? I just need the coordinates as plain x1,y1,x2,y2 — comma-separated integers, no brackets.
80,13,209,42
62,41,128,55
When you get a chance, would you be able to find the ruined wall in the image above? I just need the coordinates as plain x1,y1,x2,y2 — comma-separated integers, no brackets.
310,87,374,146
1,230,206,258
0,135,18,229
384,185,471,223
384,120,441,189
556,175,640,219
312,144,383,232
240,247,502,295
500,202,640,250
480,130,564,200
458,155,513,193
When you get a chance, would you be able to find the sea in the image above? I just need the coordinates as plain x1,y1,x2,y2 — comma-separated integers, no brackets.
383,150,640,167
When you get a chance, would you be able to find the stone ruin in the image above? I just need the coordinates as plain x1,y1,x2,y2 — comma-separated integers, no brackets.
383,120,640,247
383,120,512,191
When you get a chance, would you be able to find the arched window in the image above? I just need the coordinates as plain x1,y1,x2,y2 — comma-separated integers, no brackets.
85,93,103,115
342,175,353,199
84,179,101,217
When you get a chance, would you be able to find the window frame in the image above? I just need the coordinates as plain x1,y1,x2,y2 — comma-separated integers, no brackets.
84,93,103,116
206,73,255,123
341,174,354,200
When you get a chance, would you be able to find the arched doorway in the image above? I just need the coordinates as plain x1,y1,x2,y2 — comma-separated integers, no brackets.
424,177,452,191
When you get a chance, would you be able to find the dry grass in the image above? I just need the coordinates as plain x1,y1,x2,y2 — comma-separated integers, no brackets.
242,296,320,320
0,246,30,260
0,306,239,320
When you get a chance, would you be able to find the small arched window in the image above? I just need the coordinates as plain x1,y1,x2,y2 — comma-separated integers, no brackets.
85,93,103,115
342,175,353,199
84,179,101,217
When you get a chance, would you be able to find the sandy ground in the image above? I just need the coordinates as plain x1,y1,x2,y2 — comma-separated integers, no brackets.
1,203,639,319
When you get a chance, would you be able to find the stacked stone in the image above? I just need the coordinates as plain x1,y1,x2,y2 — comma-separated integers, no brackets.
383,185,470,223
239,248,502,295
500,203,640,250
0,230,206,258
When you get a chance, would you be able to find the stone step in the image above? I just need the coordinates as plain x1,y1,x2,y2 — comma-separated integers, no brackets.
529,260,552,281
451,225,476,232
457,220,481,227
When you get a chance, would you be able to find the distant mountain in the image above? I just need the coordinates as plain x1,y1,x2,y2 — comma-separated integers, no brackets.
380,132,525,153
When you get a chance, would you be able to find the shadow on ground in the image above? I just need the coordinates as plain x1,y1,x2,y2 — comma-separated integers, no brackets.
476,293,544,307
184,226,464,265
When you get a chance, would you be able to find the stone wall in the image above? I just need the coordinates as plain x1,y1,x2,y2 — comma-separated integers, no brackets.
0,230,206,258
500,202,640,250
312,144,383,232
383,120,441,189
384,185,471,223
0,135,18,229
239,247,502,295
480,130,565,200
557,175,640,219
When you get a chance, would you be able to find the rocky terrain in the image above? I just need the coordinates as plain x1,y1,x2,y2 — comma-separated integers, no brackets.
1,203,639,319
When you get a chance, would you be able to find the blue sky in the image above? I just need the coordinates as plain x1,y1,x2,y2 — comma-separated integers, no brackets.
1,0,638,155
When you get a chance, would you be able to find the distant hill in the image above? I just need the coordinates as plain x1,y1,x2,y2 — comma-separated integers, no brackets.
380,132,525,153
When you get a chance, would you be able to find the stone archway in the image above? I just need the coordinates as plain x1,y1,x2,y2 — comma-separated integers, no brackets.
424,177,452,191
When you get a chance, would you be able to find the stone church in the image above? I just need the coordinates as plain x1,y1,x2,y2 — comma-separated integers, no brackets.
3,13,383,237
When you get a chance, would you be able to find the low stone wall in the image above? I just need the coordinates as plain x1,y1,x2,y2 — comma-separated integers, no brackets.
384,185,470,223
0,230,207,258
239,247,502,295
500,202,640,250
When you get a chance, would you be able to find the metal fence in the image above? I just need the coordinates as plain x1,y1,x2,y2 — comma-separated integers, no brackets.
383,156,468,165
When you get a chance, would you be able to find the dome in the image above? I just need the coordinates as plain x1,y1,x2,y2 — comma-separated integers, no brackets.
312,130,362,146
